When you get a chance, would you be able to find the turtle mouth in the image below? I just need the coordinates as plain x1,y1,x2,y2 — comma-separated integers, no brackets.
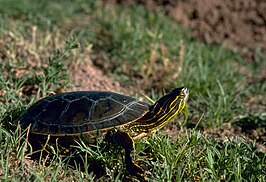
181,87,189,101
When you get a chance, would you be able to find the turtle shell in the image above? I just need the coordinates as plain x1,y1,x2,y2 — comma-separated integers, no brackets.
20,91,149,135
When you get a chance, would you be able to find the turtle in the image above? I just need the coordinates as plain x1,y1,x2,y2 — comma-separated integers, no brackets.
19,86,189,179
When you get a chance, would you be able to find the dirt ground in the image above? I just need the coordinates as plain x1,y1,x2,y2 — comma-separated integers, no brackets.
114,0,266,60
66,58,126,93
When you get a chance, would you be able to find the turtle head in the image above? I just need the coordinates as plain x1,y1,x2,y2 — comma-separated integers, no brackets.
127,87,189,134
155,86,189,115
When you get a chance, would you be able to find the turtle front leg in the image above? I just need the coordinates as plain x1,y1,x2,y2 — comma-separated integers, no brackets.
105,129,145,179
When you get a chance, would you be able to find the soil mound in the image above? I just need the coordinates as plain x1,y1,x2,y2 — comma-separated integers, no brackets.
66,57,126,93
116,0,266,59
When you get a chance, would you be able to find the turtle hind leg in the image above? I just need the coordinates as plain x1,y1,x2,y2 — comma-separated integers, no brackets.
105,129,146,180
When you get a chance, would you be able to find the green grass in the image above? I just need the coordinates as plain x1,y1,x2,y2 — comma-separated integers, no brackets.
0,0,265,181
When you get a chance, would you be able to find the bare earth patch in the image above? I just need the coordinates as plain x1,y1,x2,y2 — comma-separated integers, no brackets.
114,0,266,59
66,57,126,93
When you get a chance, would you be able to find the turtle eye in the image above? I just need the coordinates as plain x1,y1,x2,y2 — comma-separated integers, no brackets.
177,93,185,100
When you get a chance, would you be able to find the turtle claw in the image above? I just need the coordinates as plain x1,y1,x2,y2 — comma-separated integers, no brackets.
125,148,147,181
126,159,143,174
126,162,147,181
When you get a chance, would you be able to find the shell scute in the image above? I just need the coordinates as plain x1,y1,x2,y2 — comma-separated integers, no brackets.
59,97,93,125
91,98,124,121
38,99,69,124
